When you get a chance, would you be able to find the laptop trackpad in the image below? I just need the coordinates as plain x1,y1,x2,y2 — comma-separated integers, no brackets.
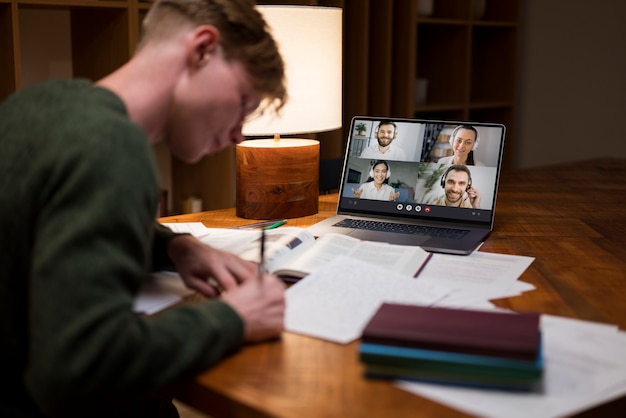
347,229,430,246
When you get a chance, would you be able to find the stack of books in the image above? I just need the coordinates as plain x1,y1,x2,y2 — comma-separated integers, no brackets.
359,303,543,391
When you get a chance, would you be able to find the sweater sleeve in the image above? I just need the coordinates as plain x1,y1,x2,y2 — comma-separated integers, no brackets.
151,221,185,271
24,114,244,416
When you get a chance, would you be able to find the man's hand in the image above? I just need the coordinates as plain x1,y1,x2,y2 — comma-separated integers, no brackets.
167,234,258,297
352,188,363,198
467,185,481,209
167,234,286,342
221,272,286,342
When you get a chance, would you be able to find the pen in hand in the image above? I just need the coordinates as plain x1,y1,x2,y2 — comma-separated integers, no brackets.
258,229,266,278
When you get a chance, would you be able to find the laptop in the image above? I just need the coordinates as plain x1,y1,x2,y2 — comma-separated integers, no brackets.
307,116,506,255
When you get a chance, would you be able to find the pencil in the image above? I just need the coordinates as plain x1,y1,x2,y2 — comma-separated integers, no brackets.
233,219,285,230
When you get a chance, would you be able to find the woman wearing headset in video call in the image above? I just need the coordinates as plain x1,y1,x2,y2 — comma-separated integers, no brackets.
352,160,401,201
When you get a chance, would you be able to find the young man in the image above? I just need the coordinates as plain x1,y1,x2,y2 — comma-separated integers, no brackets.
0,0,287,416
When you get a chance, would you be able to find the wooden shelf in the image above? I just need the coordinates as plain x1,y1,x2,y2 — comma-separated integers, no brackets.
472,20,517,28
414,103,466,113
469,101,515,110
388,0,520,169
417,17,469,26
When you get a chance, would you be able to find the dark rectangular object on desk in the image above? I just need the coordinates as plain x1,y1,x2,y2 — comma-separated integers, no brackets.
362,303,541,361
363,363,541,392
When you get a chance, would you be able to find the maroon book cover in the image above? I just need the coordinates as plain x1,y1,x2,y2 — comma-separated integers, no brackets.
362,303,541,360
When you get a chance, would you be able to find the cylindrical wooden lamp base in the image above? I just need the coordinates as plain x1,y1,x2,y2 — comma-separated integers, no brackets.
236,138,320,220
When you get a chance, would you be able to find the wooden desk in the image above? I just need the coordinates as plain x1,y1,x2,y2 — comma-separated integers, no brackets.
162,158,626,418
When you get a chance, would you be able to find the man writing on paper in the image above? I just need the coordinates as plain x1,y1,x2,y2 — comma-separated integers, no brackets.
0,0,286,416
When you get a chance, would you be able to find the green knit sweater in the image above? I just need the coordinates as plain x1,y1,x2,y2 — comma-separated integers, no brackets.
0,80,244,417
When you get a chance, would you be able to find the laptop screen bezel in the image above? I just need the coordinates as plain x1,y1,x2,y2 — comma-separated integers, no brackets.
335,116,506,229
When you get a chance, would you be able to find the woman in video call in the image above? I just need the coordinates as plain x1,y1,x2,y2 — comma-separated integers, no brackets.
438,124,485,166
352,160,401,201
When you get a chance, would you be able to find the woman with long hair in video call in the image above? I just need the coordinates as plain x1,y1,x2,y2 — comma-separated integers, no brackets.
438,124,485,166
352,160,401,201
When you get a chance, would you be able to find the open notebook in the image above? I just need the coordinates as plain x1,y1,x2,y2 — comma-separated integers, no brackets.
307,116,506,255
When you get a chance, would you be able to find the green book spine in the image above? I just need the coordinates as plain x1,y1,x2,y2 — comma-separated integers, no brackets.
364,363,542,392
359,341,543,379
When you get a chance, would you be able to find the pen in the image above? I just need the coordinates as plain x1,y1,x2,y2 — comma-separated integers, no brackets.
258,229,266,277
263,220,287,230
413,252,433,278
233,219,285,230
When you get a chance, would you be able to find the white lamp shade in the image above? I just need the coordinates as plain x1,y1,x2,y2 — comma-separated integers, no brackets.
243,6,343,136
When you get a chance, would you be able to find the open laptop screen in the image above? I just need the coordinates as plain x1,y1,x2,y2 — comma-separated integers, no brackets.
337,117,506,227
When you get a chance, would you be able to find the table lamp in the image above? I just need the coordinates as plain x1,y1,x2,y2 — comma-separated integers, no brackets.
236,5,342,219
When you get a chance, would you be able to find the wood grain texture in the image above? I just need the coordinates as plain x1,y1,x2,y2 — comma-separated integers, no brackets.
161,158,626,417
236,140,319,219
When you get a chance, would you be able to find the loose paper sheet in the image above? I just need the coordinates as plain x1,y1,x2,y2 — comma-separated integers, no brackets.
396,315,626,418
285,256,451,344
133,272,194,315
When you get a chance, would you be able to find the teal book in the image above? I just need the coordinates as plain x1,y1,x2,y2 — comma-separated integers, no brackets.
359,341,543,377
364,363,542,392
360,340,543,391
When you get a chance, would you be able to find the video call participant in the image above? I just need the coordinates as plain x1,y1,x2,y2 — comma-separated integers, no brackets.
427,165,481,208
359,120,408,161
352,160,401,201
438,124,484,166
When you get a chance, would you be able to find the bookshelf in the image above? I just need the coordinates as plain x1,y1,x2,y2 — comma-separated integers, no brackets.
391,0,520,168
342,0,520,170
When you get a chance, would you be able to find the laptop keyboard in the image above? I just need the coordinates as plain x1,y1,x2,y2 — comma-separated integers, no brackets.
333,219,470,239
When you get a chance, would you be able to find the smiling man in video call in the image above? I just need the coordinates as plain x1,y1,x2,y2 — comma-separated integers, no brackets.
359,120,408,161
428,165,481,209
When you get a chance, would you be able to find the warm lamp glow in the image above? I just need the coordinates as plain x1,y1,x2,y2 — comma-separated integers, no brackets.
236,5,343,220
242,6,343,136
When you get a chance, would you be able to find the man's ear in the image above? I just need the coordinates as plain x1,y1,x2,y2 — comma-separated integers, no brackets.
189,25,220,68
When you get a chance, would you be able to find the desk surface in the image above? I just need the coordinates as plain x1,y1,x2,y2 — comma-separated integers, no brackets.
161,158,626,418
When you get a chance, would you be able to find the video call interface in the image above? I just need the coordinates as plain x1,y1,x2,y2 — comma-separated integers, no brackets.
338,118,506,224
